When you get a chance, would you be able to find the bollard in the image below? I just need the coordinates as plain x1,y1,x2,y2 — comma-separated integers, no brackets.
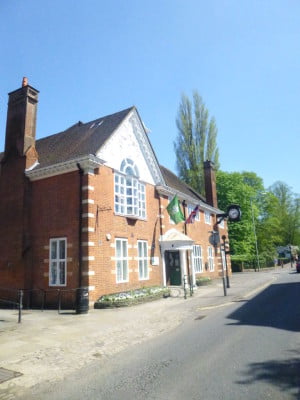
18,289,23,323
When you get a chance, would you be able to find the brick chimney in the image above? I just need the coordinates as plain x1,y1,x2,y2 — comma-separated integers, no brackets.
4,77,39,168
204,160,218,208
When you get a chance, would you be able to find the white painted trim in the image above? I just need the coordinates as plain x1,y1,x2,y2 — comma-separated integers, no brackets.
82,199,95,204
82,242,95,246
82,213,95,218
25,155,104,181
82,256,95,261
82,227,95,232
82,185,95,191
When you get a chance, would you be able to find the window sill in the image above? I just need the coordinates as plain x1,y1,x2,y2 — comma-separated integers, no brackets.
115,212,147,221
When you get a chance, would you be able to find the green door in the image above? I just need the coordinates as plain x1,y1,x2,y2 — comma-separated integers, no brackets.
165,251,181,285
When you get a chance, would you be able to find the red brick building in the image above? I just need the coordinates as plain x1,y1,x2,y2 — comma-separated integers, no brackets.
0,79,230,308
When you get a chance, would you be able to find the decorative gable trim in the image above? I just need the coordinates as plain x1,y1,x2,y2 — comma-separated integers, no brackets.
128,109,165,186
25,154,104,181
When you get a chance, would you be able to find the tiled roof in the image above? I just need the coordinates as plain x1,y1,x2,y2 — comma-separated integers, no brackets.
160,165,205,203
0,105,207,205
34,107,134,169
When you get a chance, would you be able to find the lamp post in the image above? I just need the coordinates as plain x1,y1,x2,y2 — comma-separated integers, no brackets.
215,204,241,297
289,245,293,268
250,197,260,271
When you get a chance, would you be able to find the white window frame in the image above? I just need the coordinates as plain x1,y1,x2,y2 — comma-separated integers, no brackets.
219,218,224,229
115,238,129,283
208,246,214,272
137,240,149,280
188,204,200,221
192,245,203,273
205,211,212,225
49,238,67,286
114,159,146,219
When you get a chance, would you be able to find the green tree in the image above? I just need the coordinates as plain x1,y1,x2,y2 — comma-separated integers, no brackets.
217,172,300,268
216,170,255,257
269,181,300,246
174,91,219,195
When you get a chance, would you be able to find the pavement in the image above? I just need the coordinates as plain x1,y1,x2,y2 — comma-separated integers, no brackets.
0,267,286,399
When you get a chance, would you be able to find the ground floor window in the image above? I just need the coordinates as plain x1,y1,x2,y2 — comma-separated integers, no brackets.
192,245,203,273
49,238,67,286
116,238,128,282
138,240,148,280
208,246,214,272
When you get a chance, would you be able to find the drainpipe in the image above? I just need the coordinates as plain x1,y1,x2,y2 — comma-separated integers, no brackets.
77,163,84,288
75,163,89,313
158,193,164,286
182,201,192,295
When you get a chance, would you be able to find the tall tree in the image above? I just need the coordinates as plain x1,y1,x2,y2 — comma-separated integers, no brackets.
269,181,300,246
174,91,219,195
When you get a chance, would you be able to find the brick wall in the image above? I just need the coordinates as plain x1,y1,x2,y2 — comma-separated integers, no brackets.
0,156,28,289
0,159,231,306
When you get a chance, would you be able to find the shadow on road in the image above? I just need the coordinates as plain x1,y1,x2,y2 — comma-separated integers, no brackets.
236,354,300,399
227,281,300,332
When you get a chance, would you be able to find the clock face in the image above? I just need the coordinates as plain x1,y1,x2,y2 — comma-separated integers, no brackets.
228,207,240,220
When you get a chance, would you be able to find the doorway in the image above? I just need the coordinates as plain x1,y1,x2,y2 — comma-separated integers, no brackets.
165,251,181,285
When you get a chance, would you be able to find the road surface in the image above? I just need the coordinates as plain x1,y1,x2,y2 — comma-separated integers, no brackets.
20,268,300,400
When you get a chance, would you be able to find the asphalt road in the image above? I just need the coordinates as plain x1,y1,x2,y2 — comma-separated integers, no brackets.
21,269,300,400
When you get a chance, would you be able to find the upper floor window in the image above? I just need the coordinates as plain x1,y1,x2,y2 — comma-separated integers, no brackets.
168,196,175,224
205,211,212,224
49,238,67,286
114,159,146,219
187,204,200,222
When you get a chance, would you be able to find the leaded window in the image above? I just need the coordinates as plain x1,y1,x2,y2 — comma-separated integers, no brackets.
192,245,203,273
114,159,146,218
138,240,148,280
208,246,214,272
116,238,128,282
49,238,67,286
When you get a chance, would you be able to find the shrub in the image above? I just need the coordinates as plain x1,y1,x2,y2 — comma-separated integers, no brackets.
94,286,170,309
196,277,212,286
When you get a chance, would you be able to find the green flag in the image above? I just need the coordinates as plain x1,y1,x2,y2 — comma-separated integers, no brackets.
167,195,185,224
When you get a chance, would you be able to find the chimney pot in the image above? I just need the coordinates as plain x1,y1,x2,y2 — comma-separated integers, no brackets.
22,77,28,87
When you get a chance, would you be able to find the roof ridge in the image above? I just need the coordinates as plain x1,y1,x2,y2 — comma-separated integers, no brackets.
160,164,206,202
36,106,135,144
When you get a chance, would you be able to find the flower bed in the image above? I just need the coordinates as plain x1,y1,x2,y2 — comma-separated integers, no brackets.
196,277,213,286
94,286,170,309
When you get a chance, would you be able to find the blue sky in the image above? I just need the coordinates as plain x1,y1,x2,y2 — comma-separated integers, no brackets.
1,1,299,194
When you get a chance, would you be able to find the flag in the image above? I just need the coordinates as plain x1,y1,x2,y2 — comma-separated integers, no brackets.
167,195,185,224
185,205,200,224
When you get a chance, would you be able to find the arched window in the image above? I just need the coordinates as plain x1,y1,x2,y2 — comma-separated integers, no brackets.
114,159,146,218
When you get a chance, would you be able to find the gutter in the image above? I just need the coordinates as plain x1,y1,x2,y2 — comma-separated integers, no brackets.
156,184,224,214
25,154,104,181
